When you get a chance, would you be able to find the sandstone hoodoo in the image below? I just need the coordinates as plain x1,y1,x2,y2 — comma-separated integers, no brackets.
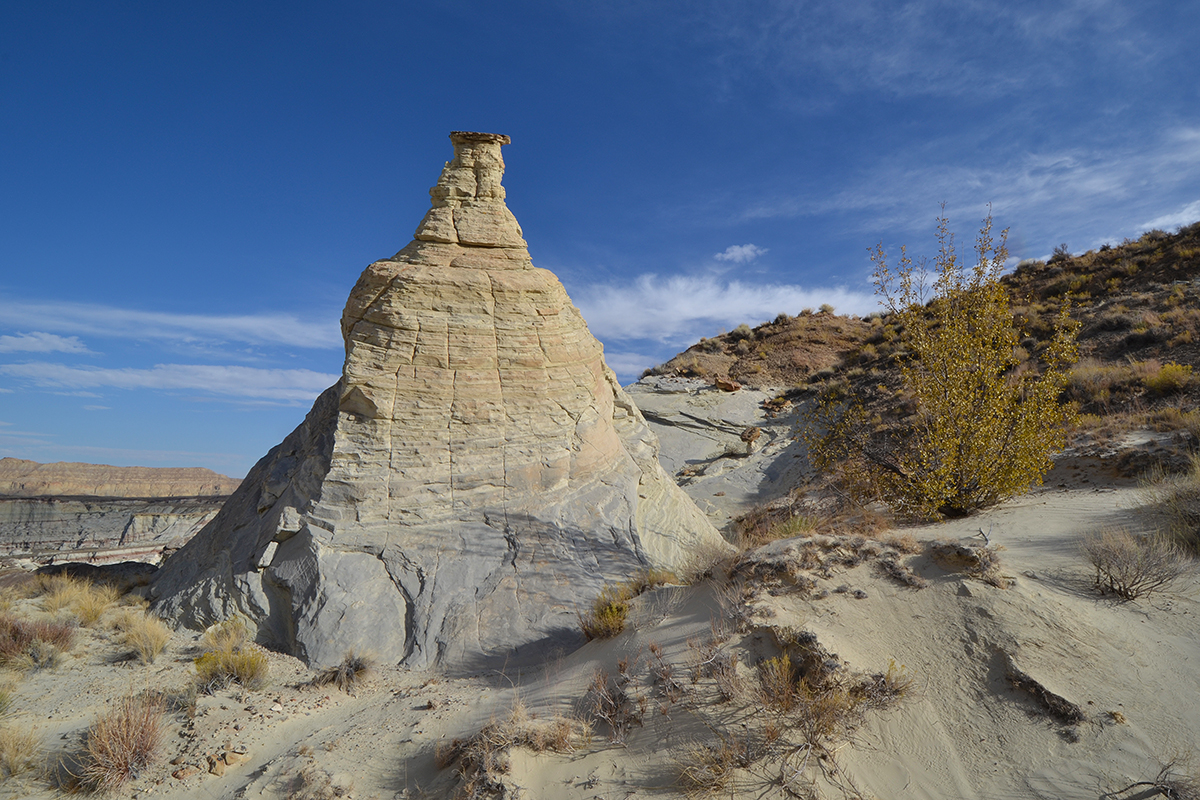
151,132,727,668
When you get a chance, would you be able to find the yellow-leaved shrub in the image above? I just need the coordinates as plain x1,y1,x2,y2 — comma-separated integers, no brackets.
806,211,1079,519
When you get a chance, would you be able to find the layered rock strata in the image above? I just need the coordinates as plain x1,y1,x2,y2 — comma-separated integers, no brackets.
0,458,239,498
0,497,221,559
151,132,727,668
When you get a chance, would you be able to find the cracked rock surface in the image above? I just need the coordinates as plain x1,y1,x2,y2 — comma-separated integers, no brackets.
150,132,726,670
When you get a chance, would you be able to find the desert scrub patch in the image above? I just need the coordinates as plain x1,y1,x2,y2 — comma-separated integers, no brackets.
112,609,171,664
1141,455,1200,551
0,614,76,669
194,643,270,692
310,650,374,695
928,538,1009,588
1081,529,1195,600
1143,361,1193,395
74,693,165,792
578,568,678,640
435,701,590,796
0,724,41,779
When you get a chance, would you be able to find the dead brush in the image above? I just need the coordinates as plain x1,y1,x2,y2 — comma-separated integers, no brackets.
852,660,914,709
686,638,741,703
311,650,375,695
876,553,929,589
649,642,686,706
286,763,351,800
1106,760,1200,800
1081,528,1195,600
586,669,642,743
929,537,1009,588
435,702,590,798
74,693,165,792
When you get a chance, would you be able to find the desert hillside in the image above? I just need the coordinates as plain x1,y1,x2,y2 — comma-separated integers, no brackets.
1,154,1197,799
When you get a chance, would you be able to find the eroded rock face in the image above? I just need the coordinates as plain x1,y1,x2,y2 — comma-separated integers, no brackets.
152,132,727,669
0,458,239,498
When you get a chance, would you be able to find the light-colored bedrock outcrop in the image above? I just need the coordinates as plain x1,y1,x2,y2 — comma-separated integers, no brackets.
150,132,729,670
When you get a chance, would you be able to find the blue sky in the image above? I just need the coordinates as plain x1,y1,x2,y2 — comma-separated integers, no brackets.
2,1,1198,477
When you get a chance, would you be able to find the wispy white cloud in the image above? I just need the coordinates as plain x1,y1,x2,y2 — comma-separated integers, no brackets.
693,0,1148,101
0,298,341,350
0,363,338,403
577,273,875,344
1138,199,1200,234
714,244,768,263
741,126,1200,254
83,405,110,411
0,332,91,354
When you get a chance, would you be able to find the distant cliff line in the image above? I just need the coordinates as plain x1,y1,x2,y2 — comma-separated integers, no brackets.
0,457,241,500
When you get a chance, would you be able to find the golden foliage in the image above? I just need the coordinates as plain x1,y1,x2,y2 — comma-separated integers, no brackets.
806,212,1079,518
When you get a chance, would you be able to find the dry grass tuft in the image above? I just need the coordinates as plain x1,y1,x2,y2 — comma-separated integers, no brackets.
0,724,41,778
200,618,251,653
113,609,172,664
1081,529,1195,600
192,618,267,691
757,654,797,712
194,643,270,692
76,694,164,792
578,568,678,641
311,650,374,695
1142,454,1200,552
0,614,76,669
36,575,120,626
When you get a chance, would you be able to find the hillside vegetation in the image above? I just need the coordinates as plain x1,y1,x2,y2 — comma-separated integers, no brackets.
649,221,1200,443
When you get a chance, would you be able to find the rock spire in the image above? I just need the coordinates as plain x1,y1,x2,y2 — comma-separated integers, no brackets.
150,132,727,668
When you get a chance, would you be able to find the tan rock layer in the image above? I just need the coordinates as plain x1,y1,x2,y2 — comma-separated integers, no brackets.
0,457,240,498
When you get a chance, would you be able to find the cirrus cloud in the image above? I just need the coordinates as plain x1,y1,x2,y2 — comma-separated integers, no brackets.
0,362,338,403
0,332,90,354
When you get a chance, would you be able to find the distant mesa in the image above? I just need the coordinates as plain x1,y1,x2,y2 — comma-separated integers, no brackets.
151,131,728,669
0,457,240,499
0,458,239,564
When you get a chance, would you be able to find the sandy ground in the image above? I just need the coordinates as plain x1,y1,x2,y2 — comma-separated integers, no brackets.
2,460,1197,800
